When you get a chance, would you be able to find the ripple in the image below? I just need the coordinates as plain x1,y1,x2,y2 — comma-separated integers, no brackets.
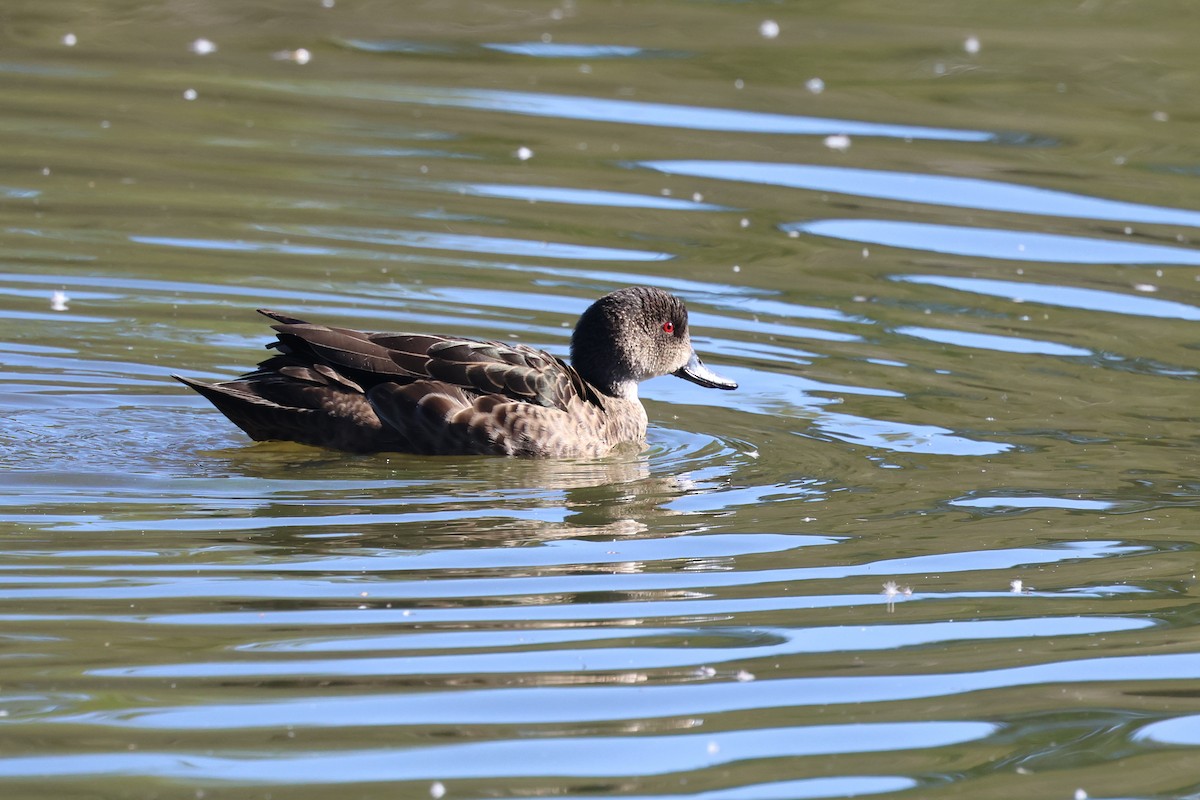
259,82,998,141
483,43,651,59
950,495,1117,511
0,721,998,781
788,219,1200,265
439,182,730,210
897,275,1200,320
895,326,1091,357
91,617,1151,679
255,225,674,262
644,161,1200,227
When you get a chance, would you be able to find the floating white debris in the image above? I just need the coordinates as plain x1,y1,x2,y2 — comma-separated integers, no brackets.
964,35,980,54
706,740,720,755
62,33,78,47
516,146,534,161
805,77,825,94
183,88,198,101
883,581,900,612
273,48,311,64
759,19,780,39
824,134,851,152
190,38,217,55
430,781,446,799
51,290,69,312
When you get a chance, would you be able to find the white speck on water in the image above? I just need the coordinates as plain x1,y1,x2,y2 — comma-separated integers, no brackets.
824,134,851,151
62,33,77,47
805,77,825,94
51,290,69,311
706,741,720,755
190,38,217,55
759,19,780,39
516,146,534,161
274,48,311,64
430,781,446,799
964,35,981,54
183,88,198,101
883,581,900,612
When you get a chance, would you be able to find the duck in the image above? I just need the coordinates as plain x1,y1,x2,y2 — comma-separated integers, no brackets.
174,286,737,457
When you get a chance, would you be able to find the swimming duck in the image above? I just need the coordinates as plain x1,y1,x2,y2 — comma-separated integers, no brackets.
175,286,737,457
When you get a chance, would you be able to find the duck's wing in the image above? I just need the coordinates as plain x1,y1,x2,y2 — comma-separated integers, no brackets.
256,309,601,411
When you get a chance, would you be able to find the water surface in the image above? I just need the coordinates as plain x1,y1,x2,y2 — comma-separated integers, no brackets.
3,2,1200,799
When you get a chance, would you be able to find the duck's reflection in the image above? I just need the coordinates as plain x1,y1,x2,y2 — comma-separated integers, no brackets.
200,439,725,549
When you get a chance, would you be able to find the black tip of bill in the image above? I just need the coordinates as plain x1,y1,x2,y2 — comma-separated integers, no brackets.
673,351,738,390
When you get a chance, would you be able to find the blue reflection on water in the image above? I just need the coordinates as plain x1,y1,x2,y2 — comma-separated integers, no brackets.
950,496,1116,510
788,219,1200,265
292,84,996,141
896,326,1091,357
645,161,1200,227
483,43,648,58
441,182,730,210
0,722,997,781
896,275,1200,321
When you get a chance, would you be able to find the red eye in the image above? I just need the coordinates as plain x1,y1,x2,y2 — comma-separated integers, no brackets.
662,321,675,334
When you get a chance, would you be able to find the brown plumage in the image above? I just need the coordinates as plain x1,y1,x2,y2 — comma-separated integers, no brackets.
175,286,737,457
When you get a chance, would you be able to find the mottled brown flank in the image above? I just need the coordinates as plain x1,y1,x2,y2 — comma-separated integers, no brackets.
176,287,727,457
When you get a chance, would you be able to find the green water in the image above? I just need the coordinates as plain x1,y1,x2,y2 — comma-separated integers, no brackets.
3,1,1200,798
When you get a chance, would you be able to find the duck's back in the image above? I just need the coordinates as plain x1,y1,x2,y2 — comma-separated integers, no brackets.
176,310,639,457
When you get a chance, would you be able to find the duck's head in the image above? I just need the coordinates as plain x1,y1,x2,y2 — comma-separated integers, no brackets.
570,286,738,399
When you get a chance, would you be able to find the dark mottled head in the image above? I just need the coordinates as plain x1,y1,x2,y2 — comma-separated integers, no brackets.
570,286,737,398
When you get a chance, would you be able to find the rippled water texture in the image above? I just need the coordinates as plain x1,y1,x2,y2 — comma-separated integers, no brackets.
3,1,1200,798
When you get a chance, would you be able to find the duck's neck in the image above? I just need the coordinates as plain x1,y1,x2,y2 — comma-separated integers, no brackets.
608,380,639,402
